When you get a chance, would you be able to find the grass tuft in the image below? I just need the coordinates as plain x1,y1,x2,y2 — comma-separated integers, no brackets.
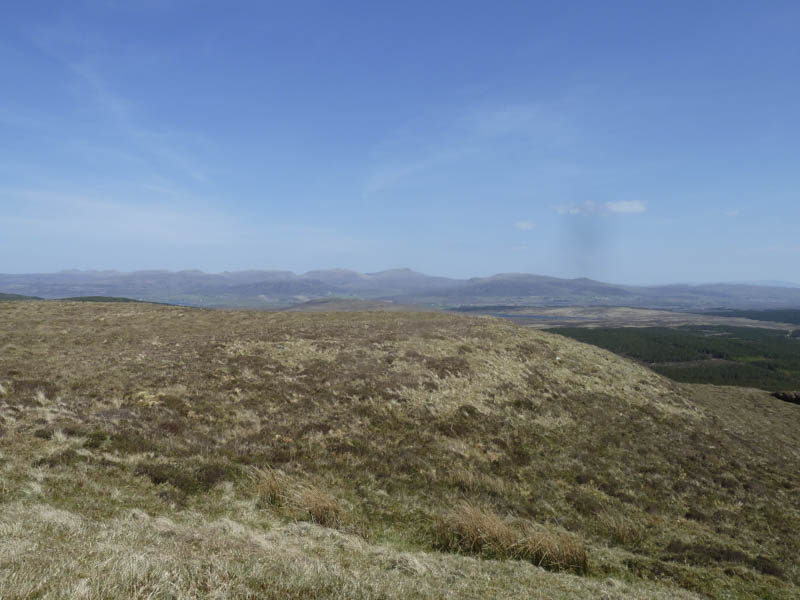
248,467,361,535
249,466,290,507
433,502,588,574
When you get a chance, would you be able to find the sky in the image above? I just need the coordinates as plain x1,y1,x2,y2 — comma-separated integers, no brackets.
1,0,799,284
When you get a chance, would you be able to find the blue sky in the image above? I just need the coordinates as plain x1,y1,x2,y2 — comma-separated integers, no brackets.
1,1,798,284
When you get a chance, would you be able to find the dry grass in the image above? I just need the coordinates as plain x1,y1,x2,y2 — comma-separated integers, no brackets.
434,502,588,574
249,466,288,507
248,467,356,533
0,300,798,598
0,501,703,600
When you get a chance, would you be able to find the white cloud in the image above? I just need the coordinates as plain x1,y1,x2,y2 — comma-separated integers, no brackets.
724,209,740,217
606,200,646,214
556,201,597,215
513,220,534,230
556,200,647,216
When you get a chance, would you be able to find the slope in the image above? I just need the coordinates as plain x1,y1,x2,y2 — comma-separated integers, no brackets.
0,302,798,598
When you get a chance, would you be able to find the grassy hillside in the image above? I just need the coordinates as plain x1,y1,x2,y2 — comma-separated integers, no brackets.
552,326,800,391
0,292,41,301
1,302,798,598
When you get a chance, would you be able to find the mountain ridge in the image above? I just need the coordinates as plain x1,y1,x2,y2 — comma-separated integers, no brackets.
2,269,800,309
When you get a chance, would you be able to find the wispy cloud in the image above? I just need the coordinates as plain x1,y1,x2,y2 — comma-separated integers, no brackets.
465,103,576,143
556,200,647,216
363,148,476,195
68,61,211,182
28,24,212,185
0,187,374,272
513,220,534,230
606,200,647,214
363,101,577,196
0,188,242,246
67,60,134,121
724,209,740,217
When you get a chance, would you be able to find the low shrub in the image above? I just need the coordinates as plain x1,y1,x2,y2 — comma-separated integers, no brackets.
135,460,240,495
109,430,159,454
34,448,85,468
135,462,200,494
82,430,108,449
33,428,53,440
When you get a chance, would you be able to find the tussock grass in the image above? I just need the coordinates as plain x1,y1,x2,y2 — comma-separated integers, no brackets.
296,485,344,528
248,467,359,534
444,464,510,497
249,466,288,507
433,502,588,574
0,500,702,600
596,511,646,546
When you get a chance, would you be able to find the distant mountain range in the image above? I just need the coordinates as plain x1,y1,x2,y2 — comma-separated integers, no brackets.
2,268,800,310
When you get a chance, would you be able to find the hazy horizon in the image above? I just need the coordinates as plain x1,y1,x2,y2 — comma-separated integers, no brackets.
2,1,798,284
1,266,799,290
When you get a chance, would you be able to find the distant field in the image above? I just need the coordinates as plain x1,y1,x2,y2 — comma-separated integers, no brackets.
552,325,800,391
701,309,800,325
454,305,797,330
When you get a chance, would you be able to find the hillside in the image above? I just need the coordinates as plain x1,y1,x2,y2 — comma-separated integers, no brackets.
1,302,798,598
0,292,41,301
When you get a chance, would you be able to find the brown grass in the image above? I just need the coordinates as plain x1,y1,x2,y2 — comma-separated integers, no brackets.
434,503,587,574
249,466,290,507
248,467,352,532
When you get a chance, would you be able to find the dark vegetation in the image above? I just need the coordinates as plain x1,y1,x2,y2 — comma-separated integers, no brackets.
448,305,522,312
552,325,800,391
772,391,800,405
0,293,163,304
0,292,42,301
701,309,800,325
60,295,147,303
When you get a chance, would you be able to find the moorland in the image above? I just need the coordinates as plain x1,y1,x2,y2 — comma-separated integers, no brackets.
1,300,799,599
